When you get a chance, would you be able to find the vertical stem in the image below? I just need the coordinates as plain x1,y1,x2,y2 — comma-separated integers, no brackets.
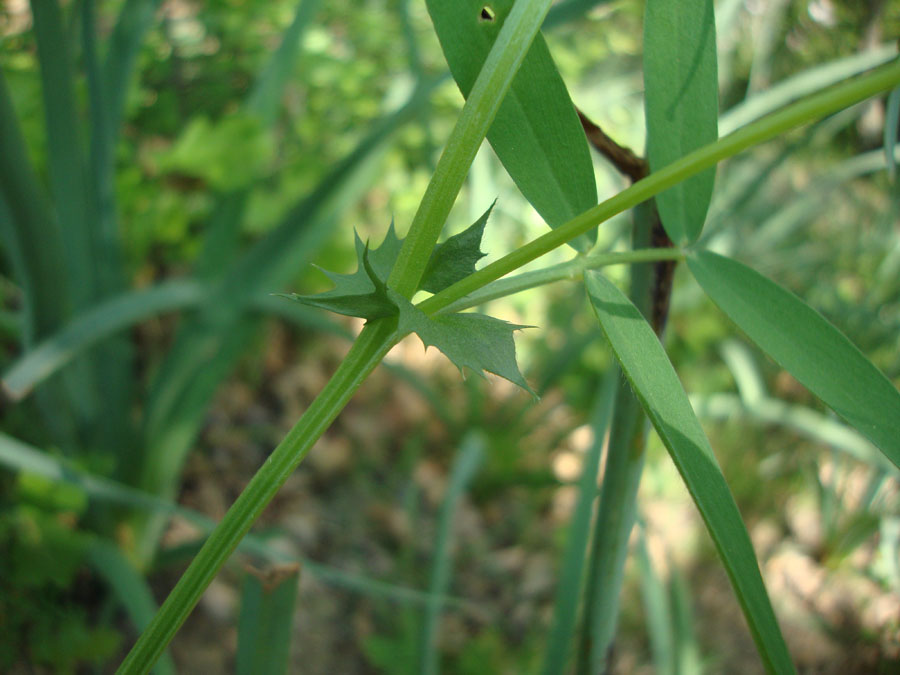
388,0,553,297
577,200,660,673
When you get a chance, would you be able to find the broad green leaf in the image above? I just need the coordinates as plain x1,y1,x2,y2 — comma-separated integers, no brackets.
585,271,794,673
425,0,597,251
421,203,492,294
396,297,534,395
644,0,718,244
687,250,900,468
236,565,301,675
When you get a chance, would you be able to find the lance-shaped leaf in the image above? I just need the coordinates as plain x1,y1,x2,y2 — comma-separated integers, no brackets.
688,250,900,468
585,270,794,673
425,0,597,251
395,294,534,395
644,0,718,244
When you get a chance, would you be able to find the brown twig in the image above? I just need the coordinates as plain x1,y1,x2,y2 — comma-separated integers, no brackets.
576,108,675,336
576,108,648,182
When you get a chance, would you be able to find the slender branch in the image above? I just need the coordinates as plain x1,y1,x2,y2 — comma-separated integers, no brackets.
418,57,900,317
438,248,683,314
577,108,648,182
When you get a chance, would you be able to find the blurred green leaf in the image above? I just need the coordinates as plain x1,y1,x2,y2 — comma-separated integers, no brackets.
688,250,900,469
85,540,176,675
419,434,485,675
585,270,794,673
425,0,597,250
155,114,275,191
236,565,301,675
644,0,718,244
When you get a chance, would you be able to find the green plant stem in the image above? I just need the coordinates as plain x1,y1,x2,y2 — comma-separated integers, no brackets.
437,248,683,314
418,57,900,315
388,0,553,297
577,200,658,674
117,319,397,673
119,3,552,671
120,49,900,675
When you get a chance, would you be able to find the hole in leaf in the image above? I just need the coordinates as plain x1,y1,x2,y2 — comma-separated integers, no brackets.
480,6,495,21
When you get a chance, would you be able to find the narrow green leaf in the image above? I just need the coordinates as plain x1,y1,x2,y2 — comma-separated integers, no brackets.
420,434,484,675
104,0,165,138
644,0,719,244
425,0,597,250
585,270,794,673
32,0,97,308
0,73,68,342
236,564,301,675
397,298,533,395
2,280,205,401
885,86,900,181
541,374,616,675
687,250,900,468
245,0,322,126
86,540,176,675
421,203,492,294
0,433,474,612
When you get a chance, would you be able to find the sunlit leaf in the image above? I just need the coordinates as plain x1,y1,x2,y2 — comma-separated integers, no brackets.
421,203,492,293
644,0,718,244
425,0,597,250
396,298,533,394
585,270,794,673
688,249,900,468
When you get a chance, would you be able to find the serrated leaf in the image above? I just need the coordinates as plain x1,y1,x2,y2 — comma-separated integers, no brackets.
688,250,900,467
585,271,794,673
644,0,718,244
421,203,492,294
394,292,534,395
425,0,597,251
283,224,403,320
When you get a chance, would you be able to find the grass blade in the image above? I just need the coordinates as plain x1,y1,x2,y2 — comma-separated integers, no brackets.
2,280,205,401
420,434,484,675
635,523,675,675
0,73,68,341
690,393,898,474
885,86,900,181
104,0,165,137
541,373,615,675
0,432,477,613
31,0,97,309
195,0,322,278
687,250,900,468
720,44,897,135
585,270,794,673
644,0,718,244
425,0,598,251
85,539,176,675
235,564,301,675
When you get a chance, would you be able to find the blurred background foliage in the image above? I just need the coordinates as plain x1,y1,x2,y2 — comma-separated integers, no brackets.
0,0,898,672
